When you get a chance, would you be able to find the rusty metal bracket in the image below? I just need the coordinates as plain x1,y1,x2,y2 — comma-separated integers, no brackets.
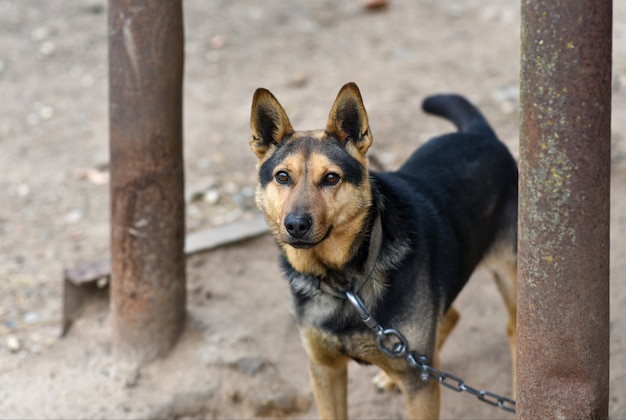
61,258,111,337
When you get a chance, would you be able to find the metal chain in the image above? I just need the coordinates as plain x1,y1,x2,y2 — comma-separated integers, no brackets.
344,290,516,414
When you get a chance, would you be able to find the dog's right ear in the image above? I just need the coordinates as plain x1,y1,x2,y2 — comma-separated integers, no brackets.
326,82,373,157
250,88,294,160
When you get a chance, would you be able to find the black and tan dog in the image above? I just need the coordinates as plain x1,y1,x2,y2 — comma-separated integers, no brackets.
249,82,517,419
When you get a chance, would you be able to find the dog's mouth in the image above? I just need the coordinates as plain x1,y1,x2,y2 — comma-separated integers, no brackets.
285,226,333,249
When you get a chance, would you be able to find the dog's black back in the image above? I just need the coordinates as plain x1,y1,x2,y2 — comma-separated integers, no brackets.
371,94,517,320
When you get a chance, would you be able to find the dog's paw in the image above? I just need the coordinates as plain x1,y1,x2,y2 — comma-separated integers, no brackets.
372,370,397,393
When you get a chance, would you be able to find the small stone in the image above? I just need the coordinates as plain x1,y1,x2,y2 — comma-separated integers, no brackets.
39,41,56,56
16,183,30,198
235,356,266,376
7,335,20,353
75,167,109,185
96,276,109,289
26,113,40,126
24,312,39,324
287,73,309,88
39,105,55,120
203,189,219,204
125,370,140,388
227,390,241,403
363,0,388,11
80,74,95,87
64,209,83,224
31,27,50,41
209,35,226,49
84,1,105,14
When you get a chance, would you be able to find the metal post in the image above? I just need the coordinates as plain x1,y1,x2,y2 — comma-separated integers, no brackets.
518,0,611,418
109,0,186,364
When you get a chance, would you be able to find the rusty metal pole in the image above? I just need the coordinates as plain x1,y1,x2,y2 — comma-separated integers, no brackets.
109,0,186,364
518,0,611,418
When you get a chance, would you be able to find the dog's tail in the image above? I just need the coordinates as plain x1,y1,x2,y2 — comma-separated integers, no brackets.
422,94,496,137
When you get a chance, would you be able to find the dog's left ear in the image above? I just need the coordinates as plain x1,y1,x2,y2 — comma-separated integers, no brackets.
250,88,294,160
326,82,373,156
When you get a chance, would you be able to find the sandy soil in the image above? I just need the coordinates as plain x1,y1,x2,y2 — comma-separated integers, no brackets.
1,0,625,418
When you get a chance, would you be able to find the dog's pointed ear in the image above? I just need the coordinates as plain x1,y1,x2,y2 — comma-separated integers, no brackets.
250,88,294,160
326,82,373,155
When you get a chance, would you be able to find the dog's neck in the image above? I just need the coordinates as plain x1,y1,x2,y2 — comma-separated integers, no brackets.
313,212,382,297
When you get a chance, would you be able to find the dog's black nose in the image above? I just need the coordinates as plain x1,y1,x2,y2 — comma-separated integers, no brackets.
285,214,312,238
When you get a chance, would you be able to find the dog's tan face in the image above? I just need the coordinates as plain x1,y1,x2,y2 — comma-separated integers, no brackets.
250,83,374,276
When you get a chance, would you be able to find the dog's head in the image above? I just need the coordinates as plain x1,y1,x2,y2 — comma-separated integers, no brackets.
250,83,374,275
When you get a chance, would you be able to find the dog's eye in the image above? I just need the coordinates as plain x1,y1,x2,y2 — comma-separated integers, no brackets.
275,171,290,184
323,172,341,186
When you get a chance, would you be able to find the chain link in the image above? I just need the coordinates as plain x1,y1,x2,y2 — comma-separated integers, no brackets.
344,290,516,414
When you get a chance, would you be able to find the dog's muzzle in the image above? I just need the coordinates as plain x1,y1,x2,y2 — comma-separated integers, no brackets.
283,213,332,248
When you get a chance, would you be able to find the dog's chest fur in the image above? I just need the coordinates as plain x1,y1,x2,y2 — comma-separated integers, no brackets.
281,196,439,357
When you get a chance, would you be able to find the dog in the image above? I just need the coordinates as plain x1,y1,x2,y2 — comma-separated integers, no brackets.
249,82,517,419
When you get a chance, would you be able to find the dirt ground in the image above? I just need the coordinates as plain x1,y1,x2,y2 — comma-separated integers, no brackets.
1,0,626,418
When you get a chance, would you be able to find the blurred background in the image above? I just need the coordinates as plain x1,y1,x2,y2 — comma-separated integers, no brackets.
0,0,624,418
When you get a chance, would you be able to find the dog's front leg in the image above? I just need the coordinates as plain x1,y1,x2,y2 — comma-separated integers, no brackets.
301,328,350,419
402,379,440,420
309,358,349,420
393,349,442,419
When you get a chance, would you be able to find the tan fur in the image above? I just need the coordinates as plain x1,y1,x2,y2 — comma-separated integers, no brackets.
484,241,518,397
437,306,460,351
255,143,372,276
301,328,350,419
400,351,442,420
492,260,517,397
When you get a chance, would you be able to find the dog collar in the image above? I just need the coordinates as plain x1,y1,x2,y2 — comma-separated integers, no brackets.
315,212,383,299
